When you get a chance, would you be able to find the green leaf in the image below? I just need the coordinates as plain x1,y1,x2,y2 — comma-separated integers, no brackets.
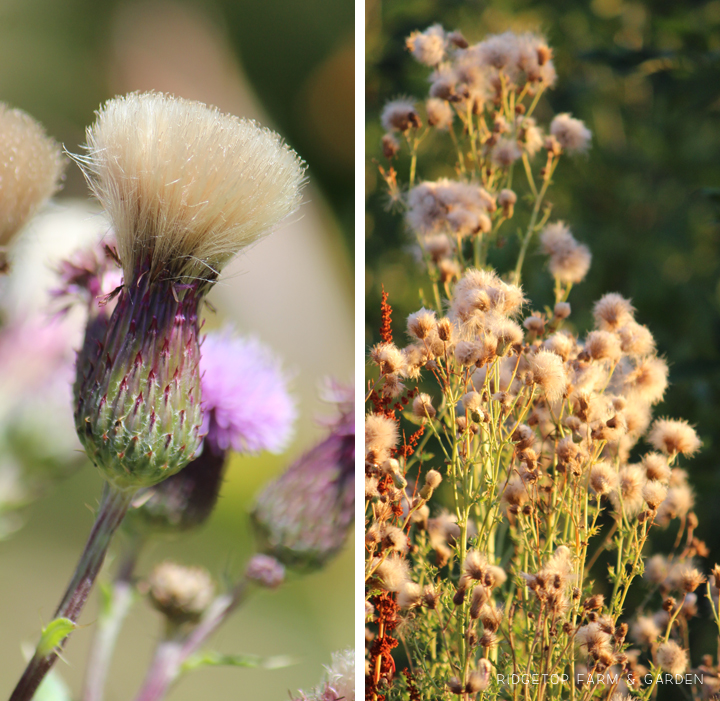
180,650,296,674
37,618,77,658
34,669,72,701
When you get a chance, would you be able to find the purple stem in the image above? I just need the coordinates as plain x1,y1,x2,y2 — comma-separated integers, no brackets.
9,484,134,701
134,581,249,701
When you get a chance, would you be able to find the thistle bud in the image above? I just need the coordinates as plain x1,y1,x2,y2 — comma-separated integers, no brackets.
148,561,215,623
71,92,304,492
252,382,354,571
128,330,295,531
245,554,285,589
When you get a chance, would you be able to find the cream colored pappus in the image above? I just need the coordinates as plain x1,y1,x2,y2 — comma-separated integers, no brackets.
72,91,306,286
0,103,64,248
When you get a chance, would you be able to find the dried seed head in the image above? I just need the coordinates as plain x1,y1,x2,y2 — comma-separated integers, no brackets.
550,113,592,154
575,622,613,659
365,413,398,464
648,418,701,457
498,188,517,218
584,330,622,362
466,662,492,692
370,342,406,375
381,133,400,159
630,615,661,647
406,24,446,66
371,554,410,592
397,581,423,609
381,98,421,132
529,349,568,403
426,97,454,130
436,317,454,341
424,469,442,490
589,462,618,496
642,480,668,510
77,92,304,287
642,453,671,482
447,677,464,694
553,302,571,320
407,307,437,340
0,103,64,251
412,392,436,420
656,640,688,676
540,222,592,284
592,293,634,331
617,321,655,356
470,585,490,618
523,314,545,335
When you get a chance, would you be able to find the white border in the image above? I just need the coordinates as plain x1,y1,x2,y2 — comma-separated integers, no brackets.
354,0,366,697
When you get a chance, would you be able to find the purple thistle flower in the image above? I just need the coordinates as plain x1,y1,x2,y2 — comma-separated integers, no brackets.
200,331,297,455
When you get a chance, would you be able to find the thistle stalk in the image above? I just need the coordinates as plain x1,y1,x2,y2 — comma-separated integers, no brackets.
9,484,134,701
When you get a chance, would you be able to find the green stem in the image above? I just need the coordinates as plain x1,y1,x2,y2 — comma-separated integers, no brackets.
82,537,143,701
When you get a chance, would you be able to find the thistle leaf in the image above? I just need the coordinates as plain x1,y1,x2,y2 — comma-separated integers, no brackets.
180,650,296,674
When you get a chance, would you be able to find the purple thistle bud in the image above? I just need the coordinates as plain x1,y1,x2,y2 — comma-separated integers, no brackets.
129,330,295,531
251,382,354,572
245,554,285,589
73,267,204,491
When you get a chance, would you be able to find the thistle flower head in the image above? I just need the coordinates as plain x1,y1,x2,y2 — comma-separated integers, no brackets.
0,103,64,253
550,113,592,154
381,98,421,133
407,25,446,66
75,92,305,287
426,98,454,130
540,222,592,284
72,94,304,492
529,349,567,403
293,649,355,701
252,382,354,571
148,561,215,623
656,640,688,676
648,418,701,457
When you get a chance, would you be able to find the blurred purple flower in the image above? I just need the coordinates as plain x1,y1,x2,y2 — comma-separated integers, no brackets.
200,330,296,455
251,380,354,571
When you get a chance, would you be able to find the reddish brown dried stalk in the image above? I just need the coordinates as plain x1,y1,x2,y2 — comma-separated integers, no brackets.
366,592,399,701
380,286,393,343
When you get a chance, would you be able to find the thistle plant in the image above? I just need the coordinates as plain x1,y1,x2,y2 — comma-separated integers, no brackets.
366,25,716,701
8,91,313,700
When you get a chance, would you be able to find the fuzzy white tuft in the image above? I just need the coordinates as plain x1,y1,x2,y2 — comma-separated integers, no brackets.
75,92,305,284
0,104,64,247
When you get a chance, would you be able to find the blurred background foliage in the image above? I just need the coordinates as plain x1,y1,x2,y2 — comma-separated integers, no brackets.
366,0,720,675
0,0,353,698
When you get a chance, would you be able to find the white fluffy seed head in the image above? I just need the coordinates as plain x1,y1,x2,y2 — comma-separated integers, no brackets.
550,113,592,154
593,293,635,331
529,349,567,403
0,103,64,247
656,640,688,676
648,418,701,457
75,92,305,285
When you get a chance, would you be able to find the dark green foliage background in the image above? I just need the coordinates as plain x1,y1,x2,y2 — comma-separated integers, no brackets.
366,0,720,674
